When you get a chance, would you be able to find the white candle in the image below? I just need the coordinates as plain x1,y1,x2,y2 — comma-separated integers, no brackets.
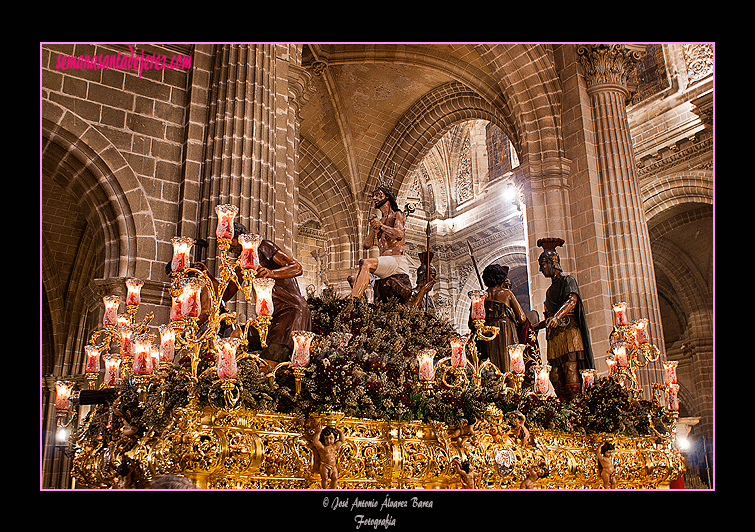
449,335,468,368
508,344,526,374
417,349,436,382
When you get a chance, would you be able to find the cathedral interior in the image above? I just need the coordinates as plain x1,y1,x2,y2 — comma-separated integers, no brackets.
40,43,714,489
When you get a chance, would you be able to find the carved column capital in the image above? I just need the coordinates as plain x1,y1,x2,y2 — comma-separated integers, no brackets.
576,44,645,94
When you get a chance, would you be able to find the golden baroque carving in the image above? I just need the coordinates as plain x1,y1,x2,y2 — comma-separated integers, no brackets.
72,406,683,489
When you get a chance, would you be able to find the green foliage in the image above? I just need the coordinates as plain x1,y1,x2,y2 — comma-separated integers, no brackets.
76,291,670,442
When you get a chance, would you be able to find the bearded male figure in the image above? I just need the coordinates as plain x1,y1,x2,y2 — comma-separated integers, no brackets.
350,186,411,301
536,238,595,401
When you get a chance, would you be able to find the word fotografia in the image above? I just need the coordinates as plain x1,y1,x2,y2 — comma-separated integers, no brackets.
54,45,192,78
327,494,434,512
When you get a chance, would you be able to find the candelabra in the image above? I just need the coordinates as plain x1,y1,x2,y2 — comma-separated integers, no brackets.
267,330,316,398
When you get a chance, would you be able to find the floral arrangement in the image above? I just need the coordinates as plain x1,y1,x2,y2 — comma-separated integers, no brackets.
77,289,671,445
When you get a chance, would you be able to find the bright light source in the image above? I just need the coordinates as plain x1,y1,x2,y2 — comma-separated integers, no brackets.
676,437,691,451
56,427,69,442
503,185,517,202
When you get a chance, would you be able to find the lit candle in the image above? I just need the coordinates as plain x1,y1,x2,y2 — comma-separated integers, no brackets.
103,354,121,386
125,278,144,307
103,295,122,327
613,301,628,326
666,383,680,412
150,346,161,372
469,290,487,320
132,333,155,375
449,334,468,368
606,357,618,375
291,330,316,368
119,324,134,357
417,349,436,382
215,204,238,240
170,236,195,273
535,365,551,395
663,360,678,385
55,380,75,410
633,319,650,344
238,233,262,270
253,277,275,317
159,324,175,364
215,337,242,379
508,344,527,374
613,342,629,367
180,278,203,319
85,345,102,374
581,369,595,392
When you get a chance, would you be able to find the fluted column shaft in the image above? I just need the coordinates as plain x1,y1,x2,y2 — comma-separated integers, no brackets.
578,44,666,392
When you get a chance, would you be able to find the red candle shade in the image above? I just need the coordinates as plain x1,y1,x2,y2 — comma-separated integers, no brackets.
103,295,122,327
508,344,526,374
613,301,628,326
119,324,134,356
469,290,487,320
180,278,203,319
606,357,618,375
449,335,468,368
55,380,75,410
238,233,262,270
666,384,680,412
103,354,121,386
253,277,275,317
159,324,175,364
581,369,595,392
291,330,316,368
132,333,155,376
613,342,629,367
85,345,102,374
663,360,678,385
170,295,183,321
215,204,238,240
535,365,551,395
215,337,242,379
125,278,144,306
417,349,436,382
170,236,195,273
633,319,650,344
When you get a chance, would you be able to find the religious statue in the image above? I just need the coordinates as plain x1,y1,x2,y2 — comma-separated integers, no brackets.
309,422,346,489
409,251,436,308
509,411,530,448
519,461,549,489
597,441,617,489
535,238,595,402
350,186,412,303
469,263,539,382
453,459,477,489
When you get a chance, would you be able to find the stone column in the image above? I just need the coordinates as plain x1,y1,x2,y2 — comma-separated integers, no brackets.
577,44,666,392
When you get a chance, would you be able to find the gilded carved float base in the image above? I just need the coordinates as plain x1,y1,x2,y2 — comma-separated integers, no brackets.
72,406,683,489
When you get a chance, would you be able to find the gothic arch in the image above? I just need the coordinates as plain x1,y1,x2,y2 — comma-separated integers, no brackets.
369,82,511,207
42,99,154,279
642,169,713,222
298,136,359,273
